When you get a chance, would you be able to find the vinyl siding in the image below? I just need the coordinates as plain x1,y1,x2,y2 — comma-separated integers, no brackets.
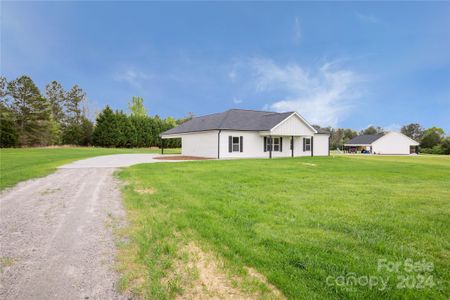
181,131,219,158
371,132,418,155
270,114,315,136
313,134,329,156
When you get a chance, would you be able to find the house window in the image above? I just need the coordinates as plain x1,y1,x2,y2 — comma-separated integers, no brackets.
229,136,243,152
232,136,240,152
273,137,280,151
304,138,311,151
265,137,282,152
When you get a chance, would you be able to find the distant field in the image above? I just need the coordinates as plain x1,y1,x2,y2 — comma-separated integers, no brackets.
117,155,450,299
0,147,180,190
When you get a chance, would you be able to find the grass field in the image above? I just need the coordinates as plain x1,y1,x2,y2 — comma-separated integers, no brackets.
117,155,450,299
0,147,180,190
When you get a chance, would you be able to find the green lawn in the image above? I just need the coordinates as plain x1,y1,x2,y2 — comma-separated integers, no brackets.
118,155,450,299
0,147,180,190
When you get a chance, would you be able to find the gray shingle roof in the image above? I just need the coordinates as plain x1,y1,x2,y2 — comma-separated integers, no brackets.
161,109,295,136
315,128,330,134
345,134,384,145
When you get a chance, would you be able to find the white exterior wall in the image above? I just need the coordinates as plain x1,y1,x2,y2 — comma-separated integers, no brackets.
181,131,218,158
219,131,267,158
313,134,329,156
219,131,314,158
170,113,330,158
371,132,419,155
271,114,315,136
177,131,328,159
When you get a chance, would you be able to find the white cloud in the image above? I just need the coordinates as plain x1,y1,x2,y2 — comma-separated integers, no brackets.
355,12,381,24
113,67,151,89
228,70,237,82
248,58,362,127
232,97,243,104
293,17,301,44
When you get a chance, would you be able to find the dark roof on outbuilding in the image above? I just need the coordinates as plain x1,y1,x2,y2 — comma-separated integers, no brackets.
161,109,295,136
315,128,330,134
345,134,384,145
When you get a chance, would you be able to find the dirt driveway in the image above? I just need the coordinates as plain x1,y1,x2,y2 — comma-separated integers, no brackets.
0,154,172,299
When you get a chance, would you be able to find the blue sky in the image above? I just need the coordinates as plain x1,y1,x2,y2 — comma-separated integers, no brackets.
2,1,449,131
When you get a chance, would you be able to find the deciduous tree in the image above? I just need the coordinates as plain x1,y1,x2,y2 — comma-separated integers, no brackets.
420,127,445,149
401,123,423,142
128,96,147,117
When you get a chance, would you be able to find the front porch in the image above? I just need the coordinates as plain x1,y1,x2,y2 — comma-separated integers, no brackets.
259,134,314,158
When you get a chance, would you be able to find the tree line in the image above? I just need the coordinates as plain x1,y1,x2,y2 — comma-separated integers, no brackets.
1,75,447,154
318,124,449,155
0,75,185,148
92,97,188,148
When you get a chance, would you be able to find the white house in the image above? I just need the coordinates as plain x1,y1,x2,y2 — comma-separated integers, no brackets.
344,132,420,155
161,109,330,159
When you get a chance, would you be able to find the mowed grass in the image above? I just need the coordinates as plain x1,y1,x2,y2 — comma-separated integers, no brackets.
0,147,180,190
118,155,450,299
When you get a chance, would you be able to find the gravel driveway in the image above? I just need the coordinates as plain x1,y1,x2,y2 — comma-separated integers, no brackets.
0,154,172,299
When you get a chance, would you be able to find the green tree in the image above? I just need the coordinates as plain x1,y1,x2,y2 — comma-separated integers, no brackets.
128,96,147,117
0,103,18,147
62,123,82,145
48,116,62,145
420,127,445,149
329,128,343,150
440,137,450,155
61,85,89,145
116,111,137,147
361,126,384,135
401,123,423,142
7,76,52,146
130,115,153,147
79,116,94,146
343,128,357,143
45,81,66,123
162,116,180,148
65,85,86,124
152,115,163,147
92,106,120,147
0,76,9,105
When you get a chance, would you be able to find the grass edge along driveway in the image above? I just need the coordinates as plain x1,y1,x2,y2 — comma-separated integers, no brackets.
0,147,180,190
117,155,450,299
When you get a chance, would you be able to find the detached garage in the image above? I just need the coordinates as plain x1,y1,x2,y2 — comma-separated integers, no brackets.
344,132,420,155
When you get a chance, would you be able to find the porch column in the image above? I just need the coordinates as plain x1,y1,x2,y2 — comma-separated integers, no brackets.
291,136,294,157
269,135,272,159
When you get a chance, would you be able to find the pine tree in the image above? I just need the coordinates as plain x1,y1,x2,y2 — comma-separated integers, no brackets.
7,76,52,146
79,116,94,146
92,106,120,147
45,81,66,124
0,103,18,147
65,85,85,124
